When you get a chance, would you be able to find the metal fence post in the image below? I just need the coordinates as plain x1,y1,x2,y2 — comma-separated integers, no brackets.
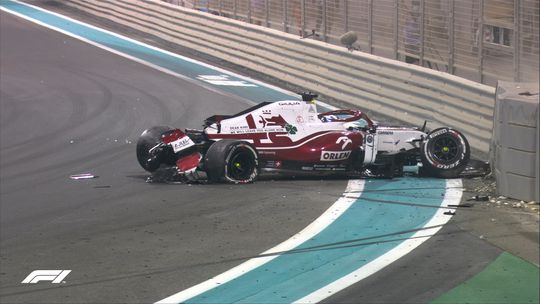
419,0,425,67
283,0,288,32
248,0,252,23
368,0,373,53
393,0,399,59
448,0,455,74
514,0,521,81
301,0,306,37
218,0,223,16
234,0,237,19
344,0,349,32
323,0,327,42
479,0,484,83
265,0,269,27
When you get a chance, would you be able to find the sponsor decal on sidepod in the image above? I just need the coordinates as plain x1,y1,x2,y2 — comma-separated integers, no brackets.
320,151,352,161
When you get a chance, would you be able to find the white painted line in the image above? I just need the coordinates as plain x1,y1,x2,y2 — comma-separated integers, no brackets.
197,75,258,87
1,0,338,110
0,4,257,106
293,179,463,303
155,180,365,304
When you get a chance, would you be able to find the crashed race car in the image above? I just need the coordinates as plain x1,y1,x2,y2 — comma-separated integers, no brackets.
136,93,470,183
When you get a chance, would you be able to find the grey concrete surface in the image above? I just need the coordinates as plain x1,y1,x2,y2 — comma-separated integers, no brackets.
0,12,346,303
491,82,539,202
459,177,540,266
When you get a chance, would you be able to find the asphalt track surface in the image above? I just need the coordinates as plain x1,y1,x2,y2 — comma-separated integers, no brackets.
0,10,501,304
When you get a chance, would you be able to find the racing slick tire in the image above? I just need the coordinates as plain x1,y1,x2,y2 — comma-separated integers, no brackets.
420,127,470,178
205,140,259,184
136,126,173,172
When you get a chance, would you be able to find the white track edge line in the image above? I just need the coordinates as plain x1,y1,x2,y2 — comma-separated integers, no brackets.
293,178,463,303
0,5,260,106
155,180,365,304
2,0,338,111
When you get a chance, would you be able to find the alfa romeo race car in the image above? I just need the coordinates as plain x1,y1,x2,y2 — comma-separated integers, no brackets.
136,93,470,183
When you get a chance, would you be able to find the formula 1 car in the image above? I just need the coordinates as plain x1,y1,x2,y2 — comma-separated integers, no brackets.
136,93,470,183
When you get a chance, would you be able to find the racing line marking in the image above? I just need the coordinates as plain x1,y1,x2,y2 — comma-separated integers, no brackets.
0,1,463,303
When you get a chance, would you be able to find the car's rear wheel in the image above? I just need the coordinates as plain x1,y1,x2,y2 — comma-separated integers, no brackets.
136,126,173,172
205,140,259,183
420,127,470,178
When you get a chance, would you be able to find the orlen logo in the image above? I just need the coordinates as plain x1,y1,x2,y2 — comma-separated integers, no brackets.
320,151,352,161
21,270,71,284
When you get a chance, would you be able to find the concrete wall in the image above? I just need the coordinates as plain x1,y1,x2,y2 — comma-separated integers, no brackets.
63,0,496,153
491,82,539,202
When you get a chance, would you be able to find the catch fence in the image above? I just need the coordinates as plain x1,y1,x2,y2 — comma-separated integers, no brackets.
163,0,539,86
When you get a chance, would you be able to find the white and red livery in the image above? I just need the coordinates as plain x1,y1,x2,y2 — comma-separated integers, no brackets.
136,93,470,183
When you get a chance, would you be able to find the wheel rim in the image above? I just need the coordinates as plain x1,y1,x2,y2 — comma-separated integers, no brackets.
228,149,256,180
430,135,460,164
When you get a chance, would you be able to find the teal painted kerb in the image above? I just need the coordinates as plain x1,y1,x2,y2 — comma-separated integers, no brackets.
186,178,446,303
0,0,294,104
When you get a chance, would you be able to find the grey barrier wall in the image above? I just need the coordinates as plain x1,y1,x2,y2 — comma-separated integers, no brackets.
171,0,540,87
63,0,496,153
491,82,539,202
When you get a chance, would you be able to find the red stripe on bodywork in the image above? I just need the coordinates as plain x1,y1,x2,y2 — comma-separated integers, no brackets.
246,114,256,129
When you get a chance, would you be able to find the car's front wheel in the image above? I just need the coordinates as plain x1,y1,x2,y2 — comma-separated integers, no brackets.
420,127,470,178
205,140,259,183
136,126,173,172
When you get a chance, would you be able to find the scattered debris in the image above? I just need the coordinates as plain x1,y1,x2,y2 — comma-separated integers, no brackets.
467,195,489,201
459,159,491,178
448,203,473,208
465,168,539,216
70,173,97,180
145,167,195,184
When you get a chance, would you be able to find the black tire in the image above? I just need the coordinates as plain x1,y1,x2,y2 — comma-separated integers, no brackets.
136,126,173,172
205,140,259,183
420,127,470,178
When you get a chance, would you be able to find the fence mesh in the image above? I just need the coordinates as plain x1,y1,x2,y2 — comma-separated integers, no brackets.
163,0,539,86
520,0,540,82
346,1,369,50
452,0,480,81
